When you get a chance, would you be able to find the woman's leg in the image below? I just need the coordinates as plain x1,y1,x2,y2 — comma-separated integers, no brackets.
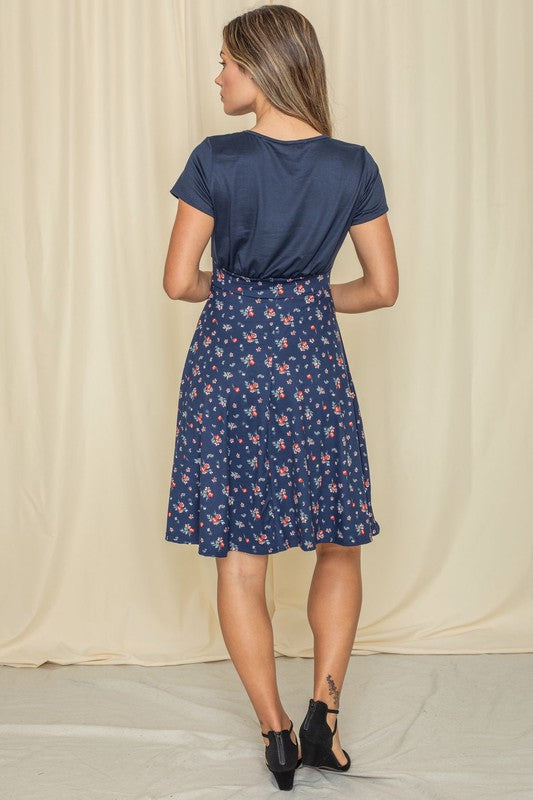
307,542,363,765
216,550,300,754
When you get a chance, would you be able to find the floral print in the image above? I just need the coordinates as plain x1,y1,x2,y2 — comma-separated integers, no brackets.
165,265,380,557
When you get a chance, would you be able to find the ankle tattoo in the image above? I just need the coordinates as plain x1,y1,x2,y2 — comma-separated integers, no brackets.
325,674,339,708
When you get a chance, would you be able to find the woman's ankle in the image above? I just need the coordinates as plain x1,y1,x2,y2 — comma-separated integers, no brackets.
311,694,339,710
259,710,291,732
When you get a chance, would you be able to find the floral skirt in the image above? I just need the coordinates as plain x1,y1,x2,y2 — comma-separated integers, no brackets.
164,265,381,558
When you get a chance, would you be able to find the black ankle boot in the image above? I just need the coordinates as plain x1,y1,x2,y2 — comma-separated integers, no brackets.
261,718,302,790
299,698,351,772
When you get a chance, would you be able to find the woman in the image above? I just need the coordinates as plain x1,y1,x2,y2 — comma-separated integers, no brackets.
163,4,398,791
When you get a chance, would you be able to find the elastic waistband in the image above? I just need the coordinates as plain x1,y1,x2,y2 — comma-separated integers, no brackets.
211,266,331,299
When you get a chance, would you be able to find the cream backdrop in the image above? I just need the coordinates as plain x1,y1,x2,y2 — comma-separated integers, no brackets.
1,0,532,668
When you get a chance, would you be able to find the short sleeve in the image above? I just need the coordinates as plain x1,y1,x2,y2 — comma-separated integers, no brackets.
350,146,388,226
170,137,215,217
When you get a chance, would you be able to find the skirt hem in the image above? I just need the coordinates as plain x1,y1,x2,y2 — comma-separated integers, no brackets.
164,529,380,558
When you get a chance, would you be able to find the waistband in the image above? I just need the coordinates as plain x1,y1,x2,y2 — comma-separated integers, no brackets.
211,266,331,299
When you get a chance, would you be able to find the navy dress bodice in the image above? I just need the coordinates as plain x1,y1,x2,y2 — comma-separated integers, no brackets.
170,129,389,281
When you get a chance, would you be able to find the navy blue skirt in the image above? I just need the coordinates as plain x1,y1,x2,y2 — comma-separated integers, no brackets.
165,266,381,557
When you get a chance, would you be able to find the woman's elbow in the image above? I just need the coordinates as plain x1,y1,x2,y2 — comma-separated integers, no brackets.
163,276,188,300
380,270,399,306
382,286,399,306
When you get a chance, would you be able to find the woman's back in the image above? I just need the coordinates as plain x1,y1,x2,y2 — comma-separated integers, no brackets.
170,130,389,280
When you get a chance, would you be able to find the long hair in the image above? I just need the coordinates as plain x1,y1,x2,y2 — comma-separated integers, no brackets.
222,4,333,137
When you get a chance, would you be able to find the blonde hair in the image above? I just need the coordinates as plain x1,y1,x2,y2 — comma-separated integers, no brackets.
222,4,333,137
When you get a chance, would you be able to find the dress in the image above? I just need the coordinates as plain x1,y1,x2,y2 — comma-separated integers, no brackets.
164,130,389,558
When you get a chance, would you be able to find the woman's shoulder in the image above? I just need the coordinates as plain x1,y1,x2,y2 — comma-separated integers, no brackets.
204,130,367,155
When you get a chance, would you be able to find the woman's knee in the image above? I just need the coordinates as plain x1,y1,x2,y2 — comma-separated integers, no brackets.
216,549,269,580
316,542,361,561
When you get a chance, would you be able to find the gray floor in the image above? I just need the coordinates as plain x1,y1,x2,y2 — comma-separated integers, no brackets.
1,653,531,798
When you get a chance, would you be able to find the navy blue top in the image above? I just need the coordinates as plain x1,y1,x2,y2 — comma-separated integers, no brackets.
170,129,389,280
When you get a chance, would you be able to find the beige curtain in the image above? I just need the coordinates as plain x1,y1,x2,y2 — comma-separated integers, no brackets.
1,0,531,668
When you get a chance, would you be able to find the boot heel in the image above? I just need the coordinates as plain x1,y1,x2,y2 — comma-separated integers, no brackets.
298,698,351,773
261,718,302,791
271,766,296,791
